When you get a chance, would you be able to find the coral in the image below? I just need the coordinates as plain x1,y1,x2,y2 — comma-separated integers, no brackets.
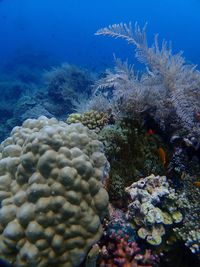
99,123,129,160
0,80,33,141
84,94,113,114
94,57,151,120
106,204,137,242
13,90,53,121
43,63,93,112
173,174,200,258
98,231,158,267
0,116,109,267
126,174,183,246
108,174,126,205
85,244,100,267
185,230,200,254
99,120,165,206
67,110,111,132
95,22,200,136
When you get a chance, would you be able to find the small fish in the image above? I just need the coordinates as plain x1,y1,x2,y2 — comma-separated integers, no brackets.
158,147,167,166
147,128,155,135
193,181,200,187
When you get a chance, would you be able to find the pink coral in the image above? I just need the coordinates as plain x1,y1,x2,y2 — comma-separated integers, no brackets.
99,232,158,267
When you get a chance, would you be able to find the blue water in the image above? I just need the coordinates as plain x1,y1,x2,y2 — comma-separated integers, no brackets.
0,0,200,69
0,1,200,267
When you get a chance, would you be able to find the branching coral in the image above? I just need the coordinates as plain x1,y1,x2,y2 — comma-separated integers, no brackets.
98,231,158,267
95,22,200,135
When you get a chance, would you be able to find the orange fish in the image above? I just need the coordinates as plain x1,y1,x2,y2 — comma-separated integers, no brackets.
193,181,200,187
158,147,166,166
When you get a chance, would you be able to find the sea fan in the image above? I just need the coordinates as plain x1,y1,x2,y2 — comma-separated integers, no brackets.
94,56,152,118
96,22,200,133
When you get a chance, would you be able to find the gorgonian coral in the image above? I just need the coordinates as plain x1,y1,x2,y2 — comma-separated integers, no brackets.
95,22,200,136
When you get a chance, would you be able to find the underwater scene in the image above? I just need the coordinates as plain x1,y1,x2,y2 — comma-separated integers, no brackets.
0,0,200,266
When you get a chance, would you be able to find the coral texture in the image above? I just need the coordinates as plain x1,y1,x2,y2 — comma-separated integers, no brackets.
67,110,110,132
98,231,158,267
126,174,182,245
173,174,200,257
95,22,200,136
99,120,165,206
0,116,109,267
44,63,92,109
94,57,151,119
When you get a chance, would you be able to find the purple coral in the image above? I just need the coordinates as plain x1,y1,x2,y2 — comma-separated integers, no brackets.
99,231,159,267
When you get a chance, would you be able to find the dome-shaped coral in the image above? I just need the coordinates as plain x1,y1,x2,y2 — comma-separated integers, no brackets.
0,116,109,267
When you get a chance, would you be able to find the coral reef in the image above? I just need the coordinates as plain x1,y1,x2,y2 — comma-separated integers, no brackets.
173,174,200,258
126,174,183,246
79,94,113,115
99,119,166,206
0,62,96,142
0,19,200,267
44,63,93,113
185,230,200,255
14,92,54,122
95,22,200,138
106,204,137,242
98,231,158,267
67,110,111,132
94,57,152,120
0,79,32,141
0,116,109,267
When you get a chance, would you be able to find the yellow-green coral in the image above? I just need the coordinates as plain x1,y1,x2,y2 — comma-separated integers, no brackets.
0,116,109,267
67,110,109,132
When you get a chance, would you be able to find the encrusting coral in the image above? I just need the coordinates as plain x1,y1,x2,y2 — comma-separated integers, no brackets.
126,174,183,246
0,116,109,267
173,174,200,258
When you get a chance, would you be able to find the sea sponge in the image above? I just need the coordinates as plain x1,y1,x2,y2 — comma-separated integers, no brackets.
0,116,109,267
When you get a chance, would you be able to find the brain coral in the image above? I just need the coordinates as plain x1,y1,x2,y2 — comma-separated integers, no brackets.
0,116,109,267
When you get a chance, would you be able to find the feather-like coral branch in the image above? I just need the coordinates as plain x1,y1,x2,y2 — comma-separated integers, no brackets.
95,21,200,134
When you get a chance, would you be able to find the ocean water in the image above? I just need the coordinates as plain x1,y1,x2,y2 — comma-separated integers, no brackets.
0,0,200,69
0,1,200,267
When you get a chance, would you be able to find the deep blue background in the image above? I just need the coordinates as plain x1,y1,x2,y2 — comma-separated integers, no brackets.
0,0,200,69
